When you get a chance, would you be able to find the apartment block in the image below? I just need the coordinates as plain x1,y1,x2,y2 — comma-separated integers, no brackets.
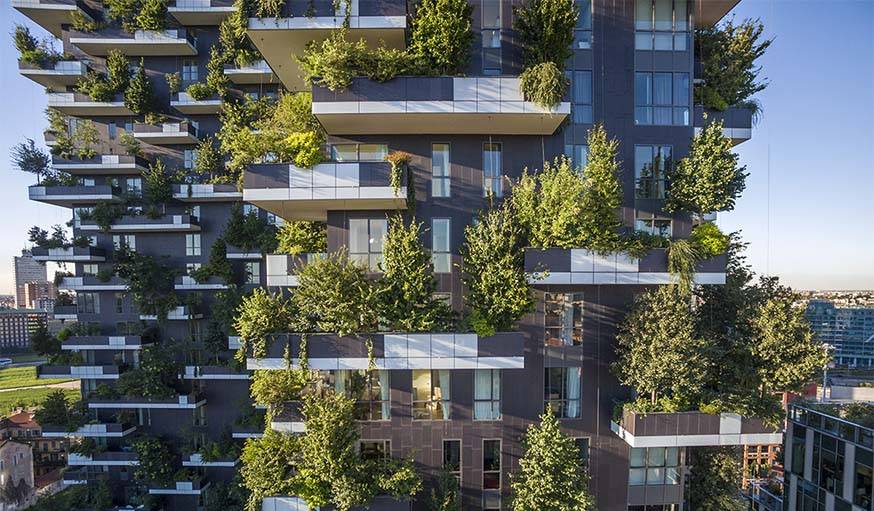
806,300,874,368
0,309,47,350
12,250,47,309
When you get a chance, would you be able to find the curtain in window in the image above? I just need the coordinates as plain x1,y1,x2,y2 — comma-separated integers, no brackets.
653,73,672,105
378,370,390,418
566,367,581,418
438,370,451,420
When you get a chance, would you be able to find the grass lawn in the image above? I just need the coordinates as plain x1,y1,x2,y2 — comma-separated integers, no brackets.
0,387,79,417
0,366,74,390
9,352,46,364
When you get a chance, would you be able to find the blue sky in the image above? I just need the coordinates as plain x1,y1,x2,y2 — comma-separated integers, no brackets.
0,0,872,294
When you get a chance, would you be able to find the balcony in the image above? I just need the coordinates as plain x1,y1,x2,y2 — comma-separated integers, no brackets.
68,451,139,466
59,275,127,291
748,480,783,511
696,0,740,27
52,154,150,175
312,77,570,135
61,468,90,485
223,60,277,84
243,162,407,221
183,453,238,467
133,121,199,145
694,105,753,145
171,91,225,114
172,183,242,201
79,214,201,233
18,60,88,89
169,0,234,25
12,0,94,37
175,275,229,291
47,92,132,116
37,364,121,379
610,409,781,448
88,393,205,409
31,246,106,263
265,253,325,286
139,305,203,321
247,332,526,371
69,28,197,56
523,248,728,286
270,402,305,433
29,184,121,207
182,365,249,380
226,244,262,260
231,425,263,439
53,305,78,320
149,480,209,495
42,423,136,438
246,0,406,90
60,335,148,351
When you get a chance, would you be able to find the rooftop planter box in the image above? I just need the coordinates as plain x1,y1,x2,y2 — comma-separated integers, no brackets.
18,59,87,88
610,409,781,448
148,480,209,495
31,246,106,263
523,248,728,286
52,154,150,175
694,105,753,145
61,335,148,351
169,0,234,25
139,305,203,321
223,59,277,84
312,76,570,135
246,0,406,90
79,214,201,233
29,184,121,207
69,28,197,56
247,332,527,371
243,162,407,221
265,253,325,287
182,365,249,380
133,121,199,145
175,275,229,291
88,393,205,410
42,422,136,438
37,364,121,379
182,453,238,467
47,92,132,116
68,451,139,466
53,305,78,320
172,183,241,202
225,244,262,260
12,0,95,37
59,275,127,291
171,91,225,114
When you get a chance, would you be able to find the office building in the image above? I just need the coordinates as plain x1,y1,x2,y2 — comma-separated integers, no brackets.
806,300,874,368
12,251,46,309
0,309,46,350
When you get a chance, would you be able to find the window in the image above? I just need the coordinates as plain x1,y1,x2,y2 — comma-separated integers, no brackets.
545,367,581,418
635,72,690,125
184,149,197,169
571,71,593,124
182,59,198,81
336,370,390,420
124,120,133,133
412,369,450,420
854,448,872,508
186,234,201,256
635,0,689,51
635,145,671,199
812,431,844,496
245,262,260,284
114,293,125,314
443,439,461,482
77,292,100,314
112,235,136,252
330,144,388,162
359,440,390,461
544,292,584,346
563,144,588,169
483,142,503,197
243,204,258,216
125,177,142,196
186,205,201,220
431,143,450,197
482,439,501,510
431,218,451,274
574,0,593,49
574,437,590,468
481,0,502,74
634,212,672,237
349,218,387,272
108,121,117,140
82,264,98,276
474,369,501,420
629,447,681,485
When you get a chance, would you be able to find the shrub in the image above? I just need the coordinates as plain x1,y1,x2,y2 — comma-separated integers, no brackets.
106,49,131,92
514,0,578,67
132,436,177,487
118,131,143,157
369,47,421,82
240,429,299,511
276,221,326,256
234,288,292,360
690,222,729,258
106,0,141,30
256,0,283,17
224,203,279,253
667,238,701,294
206,46,230,97
297,30,367,91
13,25,56,66
408,0,473,75
114,249,180,320
284,131,324,168
136,0,168,31
33,389,84,430
124,59,156,115
519,61,568,109
165,72,181,93
384,151,411,195
193,136,224,180
116,344,180,399
80,201,125,231
76,71,116,102
579,124,623,253
186,81,214,100
70,10,100,32
73,119,99,159
11,139,51,181
143,159,172,215
249,368,309,413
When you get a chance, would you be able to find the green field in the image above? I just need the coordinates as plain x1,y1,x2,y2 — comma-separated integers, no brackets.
0,366,74,390
9,352,46,364
0,387,79,416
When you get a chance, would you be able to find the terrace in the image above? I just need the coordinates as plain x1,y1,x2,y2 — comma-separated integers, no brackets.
610,408,781,448
47,92,132,116
79,214,201,233
18,60,88,89
29,183,121,207
132,121,200,145
30,246,106,263
69,28,198,57
168,0,235,25
52,154,150,175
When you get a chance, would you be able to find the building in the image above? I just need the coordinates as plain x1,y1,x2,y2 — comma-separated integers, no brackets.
0,309,46,350
0,412,68,478
12,0,762,509
22,282,57,312
0,297,14,309
806,300,874,367
12,251,46,309
0,439,36,511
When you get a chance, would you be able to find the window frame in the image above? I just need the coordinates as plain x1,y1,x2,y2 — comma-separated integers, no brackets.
482,142,503,197
473,369,502,421
431,143,451,198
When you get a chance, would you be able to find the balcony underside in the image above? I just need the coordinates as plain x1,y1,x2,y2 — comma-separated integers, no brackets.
168,6,234,25
47,100,133,116
170,98,224,114
224,62,278,84
29,190,121,207
69,37,197,56
696,0,740,26
12,1,89,37
132,132,199,145
19,65,87,89
246,190,407,222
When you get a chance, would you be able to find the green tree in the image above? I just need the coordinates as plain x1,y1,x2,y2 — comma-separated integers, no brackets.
136,0,168,31
688,447,746,511
510,407,594,511
513,0,577,106
249,368,308,415
124,59,156,115
11,139,51,182
223,203,279,253
429,468,460,511
233,288,292,360
106,0,140,30
116,344,180,399
276,221,326,256
206,46,230,96
579,124,623,253
114,249,180,320
143,159,172,215
132,436,177,487
106,49,131,92
193,136,224,181
664,120,748,216
73,119,99,159
408,0,473,75
30,324,60,358
240,429,300,511
33,389,83,429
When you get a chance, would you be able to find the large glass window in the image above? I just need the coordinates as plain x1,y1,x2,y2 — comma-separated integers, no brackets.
563,144,588,170
77,292,100,314
481,0,502,75
634,72,689,126
574,437,590,468
791,424,806,475
544,367,581,418
431,143,451,197
628,447,681,485
855,447,872,508
412,370,450,420
635,211,672,237
574,0,593,49
635,0,689,51
245,261,260,284
182,59,198,81
349,218,388,271
483,142,503,197
443,439,461,482
474,369,501,420
330,144,388,162
359,440,390,461
812,431,844,496
431,218,451,274
184,149,197,169
185,233,201,257
634,145,671,199
336,370,390,420
571,71,593,124
125,177,142,196
544,292,584,346
112,234,136,252
482,439,501,510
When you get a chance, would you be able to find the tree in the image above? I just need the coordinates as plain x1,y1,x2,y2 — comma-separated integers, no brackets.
73,119,99,159
124,59,156,115
513,0,577,107
233,288,292,360
11,139,51,182
249,368,308,415
408,0,474,75
614,286,709,407
510,407,594,511
116,344,180,399
105,49,131,93
429,468,460,511
579,124,623,253
136,0,168,31
240,429,300,511
33,389,82,430
30,324,60,358
276,221,326,256
687,447,746,511
143,159,172,216
132,436,177,487
114,249,180,321
223,203,279,253
193,136,223,181
664,120,748,216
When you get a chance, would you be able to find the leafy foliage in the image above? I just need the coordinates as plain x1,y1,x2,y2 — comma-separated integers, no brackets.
514,0,577,106
115,249,180,320
519,61,569,109
249,368,308,413
220,0,261,67
511,155,586,248
578,124,623,253
223,203,279,253
408,0,473,75
73,119,99,159
276,221,326,256
133,436,177,487
136,0,168,31
106,49,132,91
233,288,292,360
667,238,701,294
33,389,85,430
119,131,143,157
192,136,224,181
11,139,51,181
687,447,746,511
384,151,411,195
79,202,126,231
690,222,730,258
142,159,172,217
124,59,157,115
116,344,181,399
13,25,60,66
240,429,300,511
207,46,230,96
429,468,460,511
165,71,181,93
186,81,213,100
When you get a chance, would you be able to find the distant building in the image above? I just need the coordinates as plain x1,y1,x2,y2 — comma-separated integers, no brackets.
0,412,67,479
12,251,46,309
0,439,36,511
22,282,57,312
0,310,46,350
0,297,14,309
806,300,874,367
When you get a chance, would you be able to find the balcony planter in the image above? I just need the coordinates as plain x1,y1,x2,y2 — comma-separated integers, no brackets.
18,59,87,88
37,364,121,379
59,275,127,291
29,184,121,207
171,91,225,114
60,335,147,351
31,246,106,263
79,214,200,233
693,105,753,145
175,275,229,291
225,244,262,260
47,92,132,115
139,305,203,321
52,154,150,175
88,393,206,409
148,480,209,495
182,453,238,467
42,422,136,438
133,121,199,145
172,183,241,201
182,365,249,380
69,28,197,56
53,305,78,320
68,451,139,466
611,409,781,448
223,59,277,84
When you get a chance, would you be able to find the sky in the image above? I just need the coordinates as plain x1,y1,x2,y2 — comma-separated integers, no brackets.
0,0,872,294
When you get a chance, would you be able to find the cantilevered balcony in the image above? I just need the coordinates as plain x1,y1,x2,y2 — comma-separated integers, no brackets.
183,453,238,467
12,0,94,37
79,214,201,233
265,253,324,287
169,0,234,25
694,105,753,145
53,305,78,320
182,365,249,380
18,60,88,89
524,248,728,285
133,121,199,145
59,276,127,291
61,335,148,351
174,275,229,291
88,393,205,409
29,184,121,207
61,468,90,485
31,246,106,263
172,183,242,201
247,332,526,371
610,409,781,448
47,92,132,116
68,451,139,466
226,244,262,260
139,305,203,321
42,422,136,438
171,91,225,114
247,0,406,90
52,154,150,175
243,162,407,221
223,59,277,84
312,77,570,135
69,28,197,56
695,0,740,27
149,480,209,496
231,425,263,439
37,364,121,379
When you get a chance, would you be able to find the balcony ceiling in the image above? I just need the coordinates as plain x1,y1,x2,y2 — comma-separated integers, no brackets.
19,67,87,89
12,1,85,37
168,6,235,25
69,36,198,56
314,109,570,135
695,0,740,26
